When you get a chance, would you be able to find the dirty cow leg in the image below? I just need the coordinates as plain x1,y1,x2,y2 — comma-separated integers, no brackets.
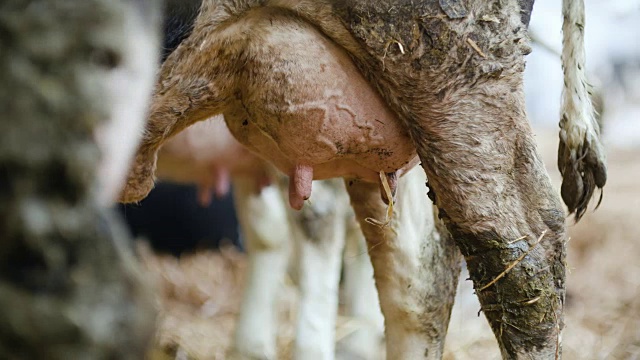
409,85,568,358
230,178,290,359
345,168,461,359
339,215,384,359
281,179,347,360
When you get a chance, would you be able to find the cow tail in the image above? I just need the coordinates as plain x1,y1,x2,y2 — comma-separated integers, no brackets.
558,0,607,221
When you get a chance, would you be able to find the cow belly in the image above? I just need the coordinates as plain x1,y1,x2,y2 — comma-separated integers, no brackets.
223,9,419,191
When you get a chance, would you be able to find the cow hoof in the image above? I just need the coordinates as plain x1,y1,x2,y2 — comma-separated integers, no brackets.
558,132,607,220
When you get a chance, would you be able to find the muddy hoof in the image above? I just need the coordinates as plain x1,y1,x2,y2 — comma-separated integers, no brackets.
558,132,607,220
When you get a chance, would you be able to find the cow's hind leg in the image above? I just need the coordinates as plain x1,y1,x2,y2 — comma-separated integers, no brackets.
230,178,291,359
283,178,347,360
407,82,568,358
345,168,461,359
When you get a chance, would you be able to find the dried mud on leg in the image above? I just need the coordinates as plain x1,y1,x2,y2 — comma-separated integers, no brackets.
409,91,567,358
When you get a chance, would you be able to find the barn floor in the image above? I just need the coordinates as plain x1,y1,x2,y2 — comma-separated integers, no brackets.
141,130,640,360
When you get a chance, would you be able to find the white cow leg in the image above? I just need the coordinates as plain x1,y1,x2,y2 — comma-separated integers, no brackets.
230,177,291,360
344,169,462,359
284,179,347,360
338,215,384,359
